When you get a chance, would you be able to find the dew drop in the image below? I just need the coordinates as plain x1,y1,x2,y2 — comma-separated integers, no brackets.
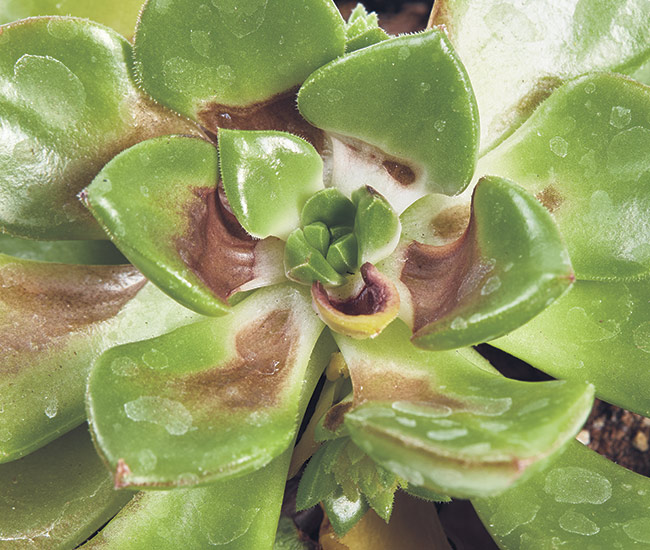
14,54,86,127
391,401,452,418
558,510,599,536
190,30,212,58
451,316,467,330
610,106,632,129
544,467,612,504
490,501,539,537
138,449,158,471
142,349,169,369
111,356,140,377
398,46,411,60
44,397,58,419
426,428,468,440
124,396,193,436
481,275,502,296
212,0,269,39
584,82,596,94
549,136,569,158
434,119,446,133
623,518,650,543
396,416,417,428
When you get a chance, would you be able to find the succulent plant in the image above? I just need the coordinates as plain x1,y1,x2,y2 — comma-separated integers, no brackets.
1,0,650,548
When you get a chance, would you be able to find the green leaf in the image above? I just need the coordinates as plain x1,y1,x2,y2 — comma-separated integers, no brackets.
0,425,132,550
134,0,345,120
326,233,358,274
432,0,650,150
303,222,331,256
296,439,347,511
479,73,650,281
0,0,144,37
344,4,388,53
219,129,324,239
298,31,479,209
85,135,286,316
285,229,346,287
396,176,573,351
473,440,650,549
0,254,201,462
335,321,595,498
0,17,200,240
491,278,650,417
352,186,400,265
87,285,328,488
82,449,295,550
323,486,369,538
0,234,127,264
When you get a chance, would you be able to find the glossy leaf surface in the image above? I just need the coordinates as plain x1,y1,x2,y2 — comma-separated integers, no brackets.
492,278,650,417
0,234,126,264
0,425,132,550
134,0,345,118
0,17,199,239
85,135,285,316
0,254,201,462
0,0,144,37
474,441,650,549
83,449,293,550
335,321,594,497
87,285,328,488
480,73,650,281
298,31,479,203
219,129,324,239
396,176,573,350
352,186,400,265
432,0,650,150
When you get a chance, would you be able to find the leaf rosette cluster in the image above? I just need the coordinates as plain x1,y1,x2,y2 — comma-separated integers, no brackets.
1,1,650,548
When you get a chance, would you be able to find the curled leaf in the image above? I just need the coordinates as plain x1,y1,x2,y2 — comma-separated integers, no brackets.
398,176,573,350
312,264,400,338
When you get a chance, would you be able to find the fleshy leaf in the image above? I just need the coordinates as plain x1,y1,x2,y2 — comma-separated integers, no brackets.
298,31,479,210
432,0,650,150
273,517,311,550
0,425,132,550
312,263,400,338
344,4,388,53
87,285,329,488
491,278,650,417
323,487,369,538
0,17,200,240
395,176,573,350
296,438,347,512
134,0,345,125
474,440,650,549
0,254,202,462
285,229,346,287
0,234,126,264
479,73,650,281
352,186,400,265
335,320,594,497
219,129,324,239
85,135,286,316
82,449,294,550
0,0,144,37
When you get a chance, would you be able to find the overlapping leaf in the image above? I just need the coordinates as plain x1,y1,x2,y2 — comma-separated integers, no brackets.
0,253,201,462
474,441,650,549
85,135,286,316
0,425,132,549
480,73,650,281
333,321,594,497
384,176,573,350
0,17,200,240
432,0,650,150
87,285,329,488
298,31,479,211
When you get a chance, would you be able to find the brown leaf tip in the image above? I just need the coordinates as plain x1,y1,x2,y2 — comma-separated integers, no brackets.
114,458,132,489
